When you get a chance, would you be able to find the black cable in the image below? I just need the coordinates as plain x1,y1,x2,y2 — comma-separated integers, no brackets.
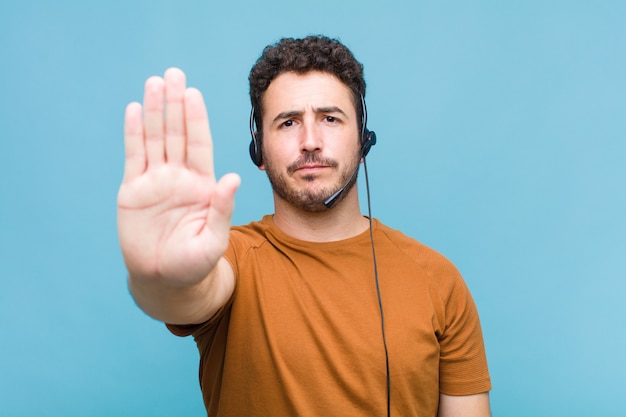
363,157,391,417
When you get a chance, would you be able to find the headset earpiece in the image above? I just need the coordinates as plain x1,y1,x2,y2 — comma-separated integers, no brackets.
361,129,377,158
359,95,376,158
249,107,263,167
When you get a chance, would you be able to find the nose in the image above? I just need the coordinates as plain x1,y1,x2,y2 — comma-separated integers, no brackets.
300,119,322,154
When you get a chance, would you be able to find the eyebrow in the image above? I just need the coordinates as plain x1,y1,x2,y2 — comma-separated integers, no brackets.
272,106,348,123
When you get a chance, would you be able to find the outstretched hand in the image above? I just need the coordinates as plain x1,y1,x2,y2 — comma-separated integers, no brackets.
118,68,240,287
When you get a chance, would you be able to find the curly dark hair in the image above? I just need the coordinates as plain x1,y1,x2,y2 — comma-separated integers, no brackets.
249,35,366,134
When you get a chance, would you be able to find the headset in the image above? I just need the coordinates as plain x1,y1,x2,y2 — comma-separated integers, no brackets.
248,94,377,167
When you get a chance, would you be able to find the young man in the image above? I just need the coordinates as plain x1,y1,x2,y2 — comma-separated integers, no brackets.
118,36,491,416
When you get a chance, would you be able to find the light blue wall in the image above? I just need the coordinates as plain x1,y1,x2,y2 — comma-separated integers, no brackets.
1,1,624,415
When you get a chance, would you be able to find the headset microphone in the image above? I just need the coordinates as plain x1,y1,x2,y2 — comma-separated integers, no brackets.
323,94,377,208
323,94,377,209
323,161,360,209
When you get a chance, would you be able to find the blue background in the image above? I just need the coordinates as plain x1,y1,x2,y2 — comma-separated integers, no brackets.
1,1,624,416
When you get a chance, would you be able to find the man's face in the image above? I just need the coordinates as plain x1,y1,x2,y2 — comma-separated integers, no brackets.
260,71,361,212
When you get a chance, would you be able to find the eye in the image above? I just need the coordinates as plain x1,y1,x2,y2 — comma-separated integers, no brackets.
281,120,295,128
325,116,338,123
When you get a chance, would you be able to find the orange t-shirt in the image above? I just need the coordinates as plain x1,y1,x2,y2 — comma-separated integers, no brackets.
169,216,491,416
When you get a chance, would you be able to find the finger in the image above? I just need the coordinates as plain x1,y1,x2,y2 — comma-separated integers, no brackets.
123,102,146,182
143,76,165,167
184,87,214,177
164,68,186,165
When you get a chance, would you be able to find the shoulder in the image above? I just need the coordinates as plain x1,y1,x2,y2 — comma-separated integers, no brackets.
374,220,460,273
226,215,283,269
229,215,275,248
373,219,468,304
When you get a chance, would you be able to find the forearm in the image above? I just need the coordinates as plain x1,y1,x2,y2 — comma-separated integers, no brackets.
128,257,234,325
438,392,491,417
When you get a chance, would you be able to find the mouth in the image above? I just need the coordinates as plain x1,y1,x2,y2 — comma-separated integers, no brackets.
295,164,329,172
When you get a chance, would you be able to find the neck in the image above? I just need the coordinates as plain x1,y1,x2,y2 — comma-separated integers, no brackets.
272,188,369,242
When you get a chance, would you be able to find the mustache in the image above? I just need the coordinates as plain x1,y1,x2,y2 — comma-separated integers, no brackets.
287,154,338,175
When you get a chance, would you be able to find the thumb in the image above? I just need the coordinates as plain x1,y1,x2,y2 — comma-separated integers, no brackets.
207,173,241,233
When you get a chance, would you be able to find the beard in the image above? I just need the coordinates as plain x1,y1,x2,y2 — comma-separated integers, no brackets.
264,151,360,212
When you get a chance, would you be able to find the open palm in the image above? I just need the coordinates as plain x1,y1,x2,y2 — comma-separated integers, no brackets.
117,68,240,286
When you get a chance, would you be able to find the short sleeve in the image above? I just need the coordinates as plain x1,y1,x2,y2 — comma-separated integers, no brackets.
438,278,492,395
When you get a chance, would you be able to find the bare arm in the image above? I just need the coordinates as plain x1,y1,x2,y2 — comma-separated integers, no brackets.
438,393,491,417
118,68,240,324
